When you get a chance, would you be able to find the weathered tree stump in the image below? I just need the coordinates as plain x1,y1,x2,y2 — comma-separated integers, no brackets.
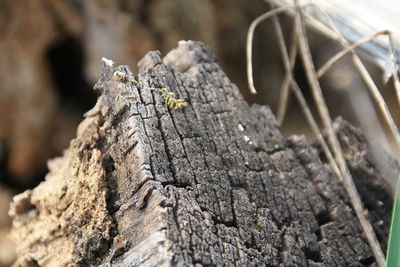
9,41,394,266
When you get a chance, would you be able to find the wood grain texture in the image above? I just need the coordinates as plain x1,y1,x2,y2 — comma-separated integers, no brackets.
10,41,394,266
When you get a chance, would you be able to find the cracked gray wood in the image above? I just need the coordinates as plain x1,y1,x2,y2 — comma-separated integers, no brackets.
9,41,395,267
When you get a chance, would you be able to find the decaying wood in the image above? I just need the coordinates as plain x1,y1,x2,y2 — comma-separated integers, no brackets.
9,41,395,266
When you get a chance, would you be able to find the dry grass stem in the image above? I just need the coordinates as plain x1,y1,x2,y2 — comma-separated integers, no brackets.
251,1,400,265
276,16,298,125
313,5,400,153
388,33,400,107
317,30,390,78
246,5,308,94
295,4,386,266
270,10,341,178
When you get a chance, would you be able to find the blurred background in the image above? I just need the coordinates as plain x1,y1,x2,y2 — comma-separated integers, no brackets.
0,0,399,265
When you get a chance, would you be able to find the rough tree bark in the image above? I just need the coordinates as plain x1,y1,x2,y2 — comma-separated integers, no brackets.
9,41,394,266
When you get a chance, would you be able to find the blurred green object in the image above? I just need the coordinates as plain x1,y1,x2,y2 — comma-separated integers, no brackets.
386,174,400,267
